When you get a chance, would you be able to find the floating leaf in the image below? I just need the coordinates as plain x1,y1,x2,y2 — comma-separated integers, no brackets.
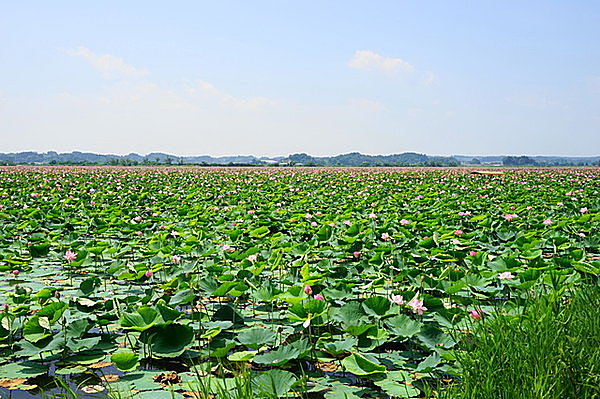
341,353,386,375
111,352,139,372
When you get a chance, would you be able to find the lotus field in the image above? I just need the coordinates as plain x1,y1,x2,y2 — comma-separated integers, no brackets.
0,166,598,398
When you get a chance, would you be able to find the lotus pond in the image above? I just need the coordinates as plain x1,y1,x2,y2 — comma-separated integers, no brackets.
0,166,598,398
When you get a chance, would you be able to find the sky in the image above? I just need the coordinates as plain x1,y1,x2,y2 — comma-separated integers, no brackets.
1,1,599,157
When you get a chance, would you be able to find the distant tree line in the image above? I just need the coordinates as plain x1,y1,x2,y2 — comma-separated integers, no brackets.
501,156,600,167
502,156,538,166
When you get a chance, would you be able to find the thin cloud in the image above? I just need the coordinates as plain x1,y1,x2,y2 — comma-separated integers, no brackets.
70,47,148,78
190,80,275,109
348,50,414,74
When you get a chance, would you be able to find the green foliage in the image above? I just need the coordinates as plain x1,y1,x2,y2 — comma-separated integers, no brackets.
442,285,600,399
0,166,598,398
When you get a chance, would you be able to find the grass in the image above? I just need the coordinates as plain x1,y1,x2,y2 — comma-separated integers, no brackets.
442,283,600,399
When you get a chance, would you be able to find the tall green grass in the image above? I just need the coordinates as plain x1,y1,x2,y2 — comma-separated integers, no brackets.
442,284,600,399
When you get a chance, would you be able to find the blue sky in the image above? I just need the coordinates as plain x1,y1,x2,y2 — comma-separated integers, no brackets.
1,1,599,156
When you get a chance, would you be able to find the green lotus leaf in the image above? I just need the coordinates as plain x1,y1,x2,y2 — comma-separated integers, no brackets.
362,296,391,317
156,300,184,322
374,379,420,398
29,242,50,257
66,318,92,339
67,336,101,352
341,353,386,375
345,324,375,336
23,316,51,343
0,361,48,379
253,347,298,366
250,226,270,238
37,301,68,323
212,304,245,328
331,301,368,326
121,306,160,331
55,365,88,375
228,350,257,362
111,352,140,371
79,276,101,295
144,323,194,358
320,337,357,355
417,325,455,350
237,327,277,349
169,288,195,305
253,369,297,398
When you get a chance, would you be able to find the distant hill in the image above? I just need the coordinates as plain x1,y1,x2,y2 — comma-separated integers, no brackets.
0,151,458,166
285,152,459,166
0,151,280,165
0,151,597,166
453,155,600,166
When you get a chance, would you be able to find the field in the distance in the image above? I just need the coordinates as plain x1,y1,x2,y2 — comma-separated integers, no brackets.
0,166,598,398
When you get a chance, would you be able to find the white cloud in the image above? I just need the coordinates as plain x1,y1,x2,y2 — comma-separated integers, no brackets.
189,80,275,109
70,47,148,78
348,50,414,74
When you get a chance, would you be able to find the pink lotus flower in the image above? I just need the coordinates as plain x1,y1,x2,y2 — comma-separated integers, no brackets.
504,214,518,221
314,294,324,300
580,207,588,214
408,298,427,315
381,232,391,241
247,254,258,262
144,271,153,278
136,231,143,236
12,270,19,276
390,294,404,305
211,206,219,211
133,216,142,222
400,219,409,225
470,309,483,321
222,244,235,252
328,222,335,227
64,250,77,262
305,213,313,219
498,271,515,280
343,220,352,226
454,229,464,236
171,255,181,264
31,193,40,198
353,251,361,258
311,221,318,227
247,210,255,215
543,219,553,226
304,284,313,295
368,213,377,219
468,250,477,257
170,230,179,237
